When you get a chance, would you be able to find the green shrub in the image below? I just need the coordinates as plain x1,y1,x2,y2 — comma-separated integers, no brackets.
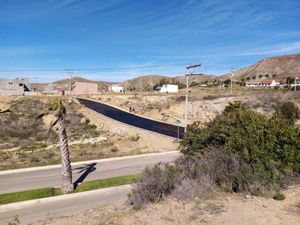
129,101,300,208
273,192,285,201
181,101,300,193
274,101,300,124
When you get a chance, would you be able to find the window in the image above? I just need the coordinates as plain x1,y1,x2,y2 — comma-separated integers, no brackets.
8,82,13,85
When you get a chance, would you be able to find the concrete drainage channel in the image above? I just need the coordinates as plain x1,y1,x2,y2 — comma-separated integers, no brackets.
77,98,185,139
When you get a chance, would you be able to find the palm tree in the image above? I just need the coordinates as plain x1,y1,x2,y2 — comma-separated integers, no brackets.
36,100,73,194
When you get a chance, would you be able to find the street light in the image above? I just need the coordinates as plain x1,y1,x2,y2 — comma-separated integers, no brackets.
230,68,235,95
230,73,234,95
184,63,201,131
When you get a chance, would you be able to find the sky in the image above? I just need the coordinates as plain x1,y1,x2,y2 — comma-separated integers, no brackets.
0,0,300,82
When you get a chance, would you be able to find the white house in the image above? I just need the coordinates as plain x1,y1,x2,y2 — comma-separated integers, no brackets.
109,84,124,92
157,84,178,93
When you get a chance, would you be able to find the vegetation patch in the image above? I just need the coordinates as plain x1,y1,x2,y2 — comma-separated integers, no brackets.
273,192,285,201
128,101,300,208
0,175,137,205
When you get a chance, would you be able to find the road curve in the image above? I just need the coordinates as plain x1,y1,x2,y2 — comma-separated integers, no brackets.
0,151,179,194
77,98,185,139
0,185,131,225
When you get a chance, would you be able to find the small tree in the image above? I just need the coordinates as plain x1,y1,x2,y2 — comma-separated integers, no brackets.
36,99,73,194
258,74,263,79
272,74,277,79
252,75,257,80
265,74,270,79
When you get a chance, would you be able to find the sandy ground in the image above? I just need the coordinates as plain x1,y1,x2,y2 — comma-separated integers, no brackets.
30,185,300,225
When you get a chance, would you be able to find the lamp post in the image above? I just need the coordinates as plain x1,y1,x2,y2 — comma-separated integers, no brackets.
184,63,201,131
230,73,234,95
230,68,235,95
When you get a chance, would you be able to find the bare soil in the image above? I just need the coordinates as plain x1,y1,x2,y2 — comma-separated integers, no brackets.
30,185,300,225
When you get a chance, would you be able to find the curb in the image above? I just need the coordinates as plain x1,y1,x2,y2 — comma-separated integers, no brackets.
0,184,132,212
0,151,180,175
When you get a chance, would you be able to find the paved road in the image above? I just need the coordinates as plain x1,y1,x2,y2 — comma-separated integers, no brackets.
0,151,179,194
0,185,131,225
77,98,185,139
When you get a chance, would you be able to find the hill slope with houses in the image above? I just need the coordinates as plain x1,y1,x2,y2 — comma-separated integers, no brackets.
223,54,300,81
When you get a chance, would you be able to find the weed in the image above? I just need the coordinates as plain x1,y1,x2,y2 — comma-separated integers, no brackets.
273,192,285,201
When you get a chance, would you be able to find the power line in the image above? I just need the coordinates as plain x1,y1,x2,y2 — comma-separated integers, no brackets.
0,63,190,73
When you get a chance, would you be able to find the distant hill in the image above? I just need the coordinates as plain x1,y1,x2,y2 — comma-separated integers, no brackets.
222,54,300,81
121,74,216,90
54,76,115,90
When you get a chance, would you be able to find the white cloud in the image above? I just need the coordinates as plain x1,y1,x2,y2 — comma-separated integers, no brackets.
239,42,300,56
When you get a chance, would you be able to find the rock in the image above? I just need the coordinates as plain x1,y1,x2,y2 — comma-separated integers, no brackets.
80,117,87,124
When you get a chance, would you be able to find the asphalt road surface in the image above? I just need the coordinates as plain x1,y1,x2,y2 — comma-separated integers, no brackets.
77,98,185,139
0,151,179,194
0,185,131,225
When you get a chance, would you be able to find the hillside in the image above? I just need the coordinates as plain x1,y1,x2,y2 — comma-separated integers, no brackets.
223,54,300,81
121,74,216,90
53,76,114,90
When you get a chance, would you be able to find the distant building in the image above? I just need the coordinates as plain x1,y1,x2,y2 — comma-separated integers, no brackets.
109,84,124,92
246,79,287,87
42,84,59,95
156,84,178,93
71,81,98,95
0,77,31,96
245,81,260,87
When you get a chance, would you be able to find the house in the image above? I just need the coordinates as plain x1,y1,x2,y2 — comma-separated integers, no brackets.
156,84,178,93
246,81,260,87
109,84,124,92
246,79,287,87
43,84,59,95
258,80,280,87
70,81,98,95
0,77,31,96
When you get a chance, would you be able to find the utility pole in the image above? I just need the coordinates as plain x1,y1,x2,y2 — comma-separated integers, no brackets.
230,68,235,95
295,76,298,92
34,77,38,92
184,63,201,131
66,69,74,95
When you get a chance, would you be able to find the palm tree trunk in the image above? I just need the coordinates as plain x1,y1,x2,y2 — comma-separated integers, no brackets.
58,116,73,194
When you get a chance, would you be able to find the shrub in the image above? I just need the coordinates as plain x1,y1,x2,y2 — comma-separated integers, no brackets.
129,101,300,208
273,192,285,201
128,163,179,209
274,101,300,124
181,101,300,193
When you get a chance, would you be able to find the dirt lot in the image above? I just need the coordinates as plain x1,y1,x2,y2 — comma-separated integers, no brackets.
0,96,178,170
30,185,300,225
